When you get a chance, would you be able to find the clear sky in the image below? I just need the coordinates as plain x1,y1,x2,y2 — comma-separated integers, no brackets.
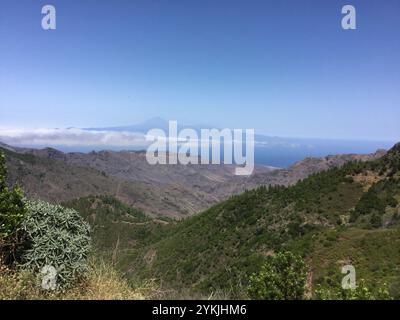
0,0,399,141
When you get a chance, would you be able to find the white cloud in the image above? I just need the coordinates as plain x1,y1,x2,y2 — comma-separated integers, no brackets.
0,127,307,150
0,127,149,147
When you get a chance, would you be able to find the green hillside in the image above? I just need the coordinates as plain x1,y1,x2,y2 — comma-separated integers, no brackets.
107,143,400,297
64,195,171,258
309,227,400,298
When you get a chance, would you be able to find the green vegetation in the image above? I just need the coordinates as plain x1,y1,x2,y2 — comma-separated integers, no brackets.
20,200,91,289
0,152,26,265
1,152,91,291
67,195,149,224
112,143,400,298
309,227,400,299
63,196,166,259
351,178,399,227
248,251,307,300
315,280,392,300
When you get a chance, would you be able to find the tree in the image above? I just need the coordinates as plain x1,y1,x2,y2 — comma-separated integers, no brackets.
0,152,26,264
248,251,307,300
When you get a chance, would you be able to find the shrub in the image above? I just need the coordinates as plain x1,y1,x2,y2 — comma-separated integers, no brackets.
315,280,392,300
20,200,91,289
247,251,307,300
370,213,382,228
0,152,26,264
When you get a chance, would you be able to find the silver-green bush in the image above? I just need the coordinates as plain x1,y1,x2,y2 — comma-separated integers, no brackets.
20,200,91,289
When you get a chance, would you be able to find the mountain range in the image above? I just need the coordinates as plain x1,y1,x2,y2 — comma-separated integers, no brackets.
0,141,385,218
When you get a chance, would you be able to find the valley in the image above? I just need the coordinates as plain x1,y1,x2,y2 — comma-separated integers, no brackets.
2,140,399,298
0,141,385,218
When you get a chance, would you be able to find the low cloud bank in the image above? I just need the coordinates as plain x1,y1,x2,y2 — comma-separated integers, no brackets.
0,127,149,147
0,127,303,150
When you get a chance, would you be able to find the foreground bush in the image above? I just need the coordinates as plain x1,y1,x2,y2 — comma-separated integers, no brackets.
20,200,91,289
248,251,307,300
0,152,26,264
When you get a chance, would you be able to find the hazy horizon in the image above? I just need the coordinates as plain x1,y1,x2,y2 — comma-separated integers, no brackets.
1,116,396,168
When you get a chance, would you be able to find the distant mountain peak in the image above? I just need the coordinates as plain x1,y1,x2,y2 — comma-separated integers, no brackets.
141,117,169,126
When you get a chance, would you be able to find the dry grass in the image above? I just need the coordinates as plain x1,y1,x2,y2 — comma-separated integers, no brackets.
0,258,234,300
0,259,152,300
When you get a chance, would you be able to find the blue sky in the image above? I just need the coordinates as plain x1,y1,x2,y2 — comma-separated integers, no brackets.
0,0,399,141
